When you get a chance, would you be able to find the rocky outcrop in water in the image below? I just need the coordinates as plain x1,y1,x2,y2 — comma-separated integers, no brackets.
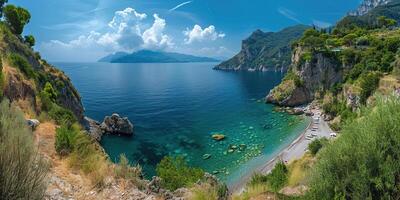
84,114,134,141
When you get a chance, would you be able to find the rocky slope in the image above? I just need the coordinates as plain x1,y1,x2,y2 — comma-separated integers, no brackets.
0,23,84,120
214,25,308,72
266,46,344,106
349,0,392,16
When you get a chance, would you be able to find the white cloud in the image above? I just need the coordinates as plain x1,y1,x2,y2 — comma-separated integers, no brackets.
183,25,225,44
278,7,302,24
142,14,173,50
169,1,193,12
40,7,174,61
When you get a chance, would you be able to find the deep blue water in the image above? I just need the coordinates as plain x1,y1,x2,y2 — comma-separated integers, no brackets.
55,62,308,185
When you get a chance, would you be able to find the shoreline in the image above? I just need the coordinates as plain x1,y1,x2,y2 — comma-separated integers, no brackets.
229,106,333,194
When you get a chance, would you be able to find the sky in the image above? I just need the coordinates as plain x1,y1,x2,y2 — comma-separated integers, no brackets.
9,0,361,62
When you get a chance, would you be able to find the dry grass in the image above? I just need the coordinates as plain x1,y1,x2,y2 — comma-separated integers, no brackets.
287,153,314,187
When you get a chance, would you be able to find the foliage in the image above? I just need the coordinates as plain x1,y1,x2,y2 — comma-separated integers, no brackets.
284,71,304,87
156,156,204,191
0,57,3,99
306,96,400,199
3,4,30,35
0,99,48,199
247,162,288,193
48,104,77,126
377,16,397,28
308,138,329,156
115,154,143,180
43,82,57,102
9,53,35,79
24,34,35,47
359,72,381,104
68,130,109,187
55,124,78,156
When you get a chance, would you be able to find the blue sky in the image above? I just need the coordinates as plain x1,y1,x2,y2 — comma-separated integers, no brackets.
9,0,361,62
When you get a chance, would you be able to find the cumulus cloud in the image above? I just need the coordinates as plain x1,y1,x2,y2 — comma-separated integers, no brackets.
183,25,225,44
41,7,174,60
142,14,173,50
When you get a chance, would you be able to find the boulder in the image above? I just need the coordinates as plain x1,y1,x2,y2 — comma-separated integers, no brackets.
100,113,134,136
26,119,40,130
84,117,103,141
212,134,226,141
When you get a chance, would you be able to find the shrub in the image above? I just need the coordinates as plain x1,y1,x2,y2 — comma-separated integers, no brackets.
115,154,143,180
55,125,78,156
308,138,329,156
68,130,109,187
0,57,3,99
156,156,204,191
0,99,48,199
43,82,57,102
3,4,30,35
267,162,288,192
248,173,269,187
9,53,35,79
306,96,400,199
359,72,380,104
48,104,77,126
24,34,35,47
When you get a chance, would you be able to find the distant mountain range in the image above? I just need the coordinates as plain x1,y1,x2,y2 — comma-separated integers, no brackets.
214,25,309,72
99,50,219,63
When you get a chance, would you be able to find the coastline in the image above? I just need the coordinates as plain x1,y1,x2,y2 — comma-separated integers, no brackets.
229,107,333,194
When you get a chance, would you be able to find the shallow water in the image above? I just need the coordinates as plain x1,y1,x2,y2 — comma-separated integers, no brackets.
56,62,308,185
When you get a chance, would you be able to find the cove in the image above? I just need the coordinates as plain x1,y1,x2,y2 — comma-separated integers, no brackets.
55,62,309,186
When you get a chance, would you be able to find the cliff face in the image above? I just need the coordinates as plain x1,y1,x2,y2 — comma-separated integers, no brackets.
0,24,84,120
266,47,344,106
349,0,392,16
214,25,308,72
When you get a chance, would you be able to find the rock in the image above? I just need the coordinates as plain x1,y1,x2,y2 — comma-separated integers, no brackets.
100,113,134,136
146,176,162,194
84,117,103,141
26,119,40,130
202,154,211,160
212,134,226,141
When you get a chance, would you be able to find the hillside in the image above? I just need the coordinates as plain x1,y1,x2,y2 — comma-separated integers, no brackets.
99,50,219,63
214,25,309,72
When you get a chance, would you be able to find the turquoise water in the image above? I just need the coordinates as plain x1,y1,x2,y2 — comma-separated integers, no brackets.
56,62,308,185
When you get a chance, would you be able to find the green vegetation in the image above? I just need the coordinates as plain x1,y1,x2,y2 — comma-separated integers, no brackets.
156,156,204,191
3,4,30,35
55,124,78,156
9,53,35,79
24,34,35,47
306,96,400,199
359,72,381,104
0,57,3,98
115,154,143,180
0,99,48,200
248,162,289,192
308,138,329,156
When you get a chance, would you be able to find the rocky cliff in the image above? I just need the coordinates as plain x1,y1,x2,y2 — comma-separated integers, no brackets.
349,0,391,16
266,47,344,107
214,25,308,72
0,23,84,120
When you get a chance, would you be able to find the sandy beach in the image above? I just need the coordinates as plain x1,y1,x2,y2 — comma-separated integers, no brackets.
229,106,334,194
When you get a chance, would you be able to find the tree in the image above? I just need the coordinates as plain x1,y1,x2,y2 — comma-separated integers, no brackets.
0,0,7,18
3,5,31,35
377,16,397,28
24,35,35,47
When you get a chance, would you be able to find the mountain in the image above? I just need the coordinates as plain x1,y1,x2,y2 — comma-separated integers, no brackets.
214,25,309,72
349,0,392,16
99,50,219,63
338,0,400,28
98,52,128,62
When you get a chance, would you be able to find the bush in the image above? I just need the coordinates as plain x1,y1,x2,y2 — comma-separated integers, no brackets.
306,96,400,199
156,156,204,191
3,4,30,35
48,104,77,126
267,162,288,192
308,138,329,156
0,99,48,199
68,130,109,187
55,125,78,156
115,154,143,180
24,35,35,47
9,53,35,79
359,72,381,104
